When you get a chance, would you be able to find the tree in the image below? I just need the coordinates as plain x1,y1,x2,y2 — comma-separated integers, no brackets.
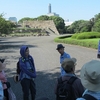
92,19,100,32
49,16,65,33
67,20,92,33
18,17,35,23
94,13,100,22
0,14,16,34
92,13,100,32
37,15,49,20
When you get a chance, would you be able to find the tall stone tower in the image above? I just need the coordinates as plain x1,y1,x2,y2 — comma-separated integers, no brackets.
48,3,51,13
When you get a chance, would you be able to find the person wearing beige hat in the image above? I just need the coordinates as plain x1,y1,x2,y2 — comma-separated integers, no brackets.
55,58,84,100
77,60,100,100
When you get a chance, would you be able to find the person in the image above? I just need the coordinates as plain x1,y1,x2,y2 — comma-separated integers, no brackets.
55,58,84,100
0,60,9,100
56,44,71,76
0,80,3,100
19,45,36,100
77,60,100,100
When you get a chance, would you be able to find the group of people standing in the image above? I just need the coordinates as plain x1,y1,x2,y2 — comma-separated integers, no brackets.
55,44,100,100
0,43,100,100
0,45,37,100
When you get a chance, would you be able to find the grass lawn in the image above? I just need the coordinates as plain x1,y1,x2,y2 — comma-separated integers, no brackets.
54,36,100,49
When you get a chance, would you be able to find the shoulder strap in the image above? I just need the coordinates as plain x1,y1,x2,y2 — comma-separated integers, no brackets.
58,76,77,85
67,76,77,85
58,77,63,84
82,94,97,100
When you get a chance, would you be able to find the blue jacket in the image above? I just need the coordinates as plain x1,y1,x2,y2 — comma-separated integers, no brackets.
19,45,36,80
60,52,71,76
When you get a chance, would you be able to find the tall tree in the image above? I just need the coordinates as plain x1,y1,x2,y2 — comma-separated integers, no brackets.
0,14,16,34
49,16,65,33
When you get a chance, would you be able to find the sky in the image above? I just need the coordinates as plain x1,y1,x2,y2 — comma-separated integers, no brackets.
0,0,100,22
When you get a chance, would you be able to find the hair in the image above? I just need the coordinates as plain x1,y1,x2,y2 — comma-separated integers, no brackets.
64,65,75,73
25,47,28,51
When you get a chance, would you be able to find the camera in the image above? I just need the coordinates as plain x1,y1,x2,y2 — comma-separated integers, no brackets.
0,59,5,63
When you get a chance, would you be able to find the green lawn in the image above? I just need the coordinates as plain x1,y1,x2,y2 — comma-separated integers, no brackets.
54,36,100,49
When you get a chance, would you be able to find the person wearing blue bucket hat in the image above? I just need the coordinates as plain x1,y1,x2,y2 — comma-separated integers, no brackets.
56,44,71,76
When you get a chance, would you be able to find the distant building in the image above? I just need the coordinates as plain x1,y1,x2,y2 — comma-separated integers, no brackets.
9,17,17,23
47,3,59,17
47,13,59,17
48,3,51,13
64,20,73,26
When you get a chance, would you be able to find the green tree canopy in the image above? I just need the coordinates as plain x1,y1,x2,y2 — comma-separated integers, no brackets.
49,16,65,33
67,20,93,33
0,14,15,34
18,17,36,23
92,19,100,32
37,15,49,20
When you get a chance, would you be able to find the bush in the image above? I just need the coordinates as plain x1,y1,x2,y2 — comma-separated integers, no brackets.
71,32,100,39
58,35,72,39
54,32,100,49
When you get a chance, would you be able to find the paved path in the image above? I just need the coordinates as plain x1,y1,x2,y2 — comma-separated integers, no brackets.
0,35,98,100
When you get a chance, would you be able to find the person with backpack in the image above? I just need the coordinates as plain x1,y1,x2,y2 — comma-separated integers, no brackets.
13,61,20,83
77,60,100,100
56,44,71,76
55,58,84,100
18,45,36,100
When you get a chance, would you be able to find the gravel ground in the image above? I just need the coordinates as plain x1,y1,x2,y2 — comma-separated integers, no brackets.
0,35,98,100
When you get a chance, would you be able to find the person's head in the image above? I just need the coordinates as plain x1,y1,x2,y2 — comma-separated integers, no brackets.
20,45,29,58
80,60,100,92
0,59,6,71
61,58,77,73
56,44,65,54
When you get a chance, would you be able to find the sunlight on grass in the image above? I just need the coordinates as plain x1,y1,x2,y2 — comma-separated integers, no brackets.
54,34,100,49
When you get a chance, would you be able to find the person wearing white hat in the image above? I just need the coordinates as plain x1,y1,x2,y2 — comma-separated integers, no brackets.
77,60,100,100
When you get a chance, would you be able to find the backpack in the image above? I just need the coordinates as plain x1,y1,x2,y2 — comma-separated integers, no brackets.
82,94,97,100
16,61,21,74
16,57,34,74
56,76,77,100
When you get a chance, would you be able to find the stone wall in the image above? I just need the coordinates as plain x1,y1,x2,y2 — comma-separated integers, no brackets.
22,20,59,35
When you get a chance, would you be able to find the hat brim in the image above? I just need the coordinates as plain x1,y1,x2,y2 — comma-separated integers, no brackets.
71,58,77,63
56,47,65,50
81,65,100,92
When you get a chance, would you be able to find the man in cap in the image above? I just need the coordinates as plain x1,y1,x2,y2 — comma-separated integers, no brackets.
77,60,100,100
56,44,71,76
55,58,84,100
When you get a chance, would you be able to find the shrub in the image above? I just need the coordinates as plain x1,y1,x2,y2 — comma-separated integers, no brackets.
58,35,72,39
71,32,100,39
